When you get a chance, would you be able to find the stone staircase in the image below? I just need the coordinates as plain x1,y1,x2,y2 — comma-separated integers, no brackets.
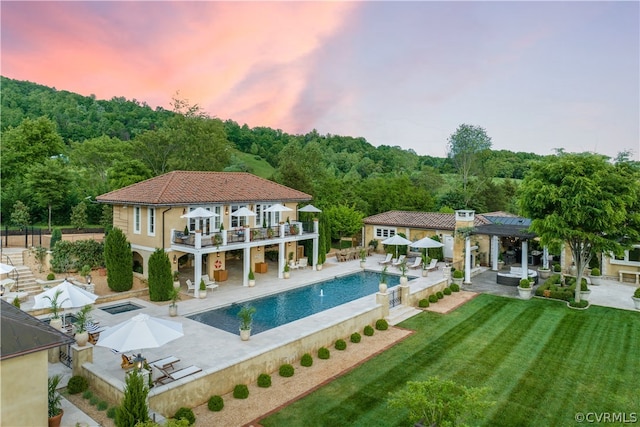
387,305,422,325
2,251,41,296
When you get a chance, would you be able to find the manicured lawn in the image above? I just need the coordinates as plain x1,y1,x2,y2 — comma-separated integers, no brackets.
260,294,640,426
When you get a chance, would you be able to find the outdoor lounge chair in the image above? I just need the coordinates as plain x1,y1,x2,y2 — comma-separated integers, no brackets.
289,260,299,270
425,258,439,271
186,279,196,295
378,253,393,265
298,257,308,269
392,255,406,268
408,257,422,269
201,275,218,291
120,354,135,369
155,365,202,385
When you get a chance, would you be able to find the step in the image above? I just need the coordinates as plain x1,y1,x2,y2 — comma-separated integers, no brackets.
387,305,422,325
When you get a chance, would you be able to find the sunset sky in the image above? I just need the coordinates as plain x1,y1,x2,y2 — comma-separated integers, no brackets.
2,1,638,160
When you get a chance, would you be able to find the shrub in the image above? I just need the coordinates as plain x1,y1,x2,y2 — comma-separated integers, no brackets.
590,267,601,276
50,228,62,250
300,353,313,367
67,375,89,394
82,390,93,400
318,347,331,359
519,279,531,288
634,287,640,299
208,395,224,411
436,291,444,299
452,269,464,279
375,319,388,331
279,363,295,377
90,396,100,405
350,332,362,343
257,373,272,387
107,406,117,419
580,281,589,292
97,401,109,411
418,298,430,308
553,263,561,272
428,294,438,303
449,283,460,292
569,299,589,309
148,248,173,302
104,227,133,292
47,273,55,280
335,339,347,350
363,325,374,336
443,287,452,295
233,384,249,399
174,407,195,425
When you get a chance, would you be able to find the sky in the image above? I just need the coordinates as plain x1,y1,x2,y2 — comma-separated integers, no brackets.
2,1,639,160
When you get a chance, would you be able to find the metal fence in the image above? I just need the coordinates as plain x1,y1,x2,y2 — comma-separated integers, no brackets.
389,287,401,308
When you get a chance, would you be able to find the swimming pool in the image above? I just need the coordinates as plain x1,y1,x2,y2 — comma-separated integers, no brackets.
188,271,406,335
100,302,144,315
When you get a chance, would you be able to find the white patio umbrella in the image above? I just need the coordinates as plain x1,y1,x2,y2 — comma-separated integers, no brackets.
231,207,257,217
0,263,16,275
180,207,218,219
381,235,413,259
32,280,98,310
95,313,184,354
264,203,293,213
411,236,444,249
298,204,322,213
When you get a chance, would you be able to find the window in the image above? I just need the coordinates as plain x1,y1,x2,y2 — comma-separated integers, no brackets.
134,206,141,234
187,206,221,234
375,227,396,239
148,207,155,236
231,205,248,228
611,245,640,265
255,204,279,228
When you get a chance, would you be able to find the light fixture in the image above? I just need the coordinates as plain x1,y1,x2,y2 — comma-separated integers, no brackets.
257,247,261,252
86,275,91,285
225,208,229,216
217,252,220,258
173,255,177,264
288,242,292,247
134,353,145,372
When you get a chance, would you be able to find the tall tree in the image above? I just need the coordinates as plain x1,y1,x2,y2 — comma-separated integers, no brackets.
519,153,640,302
147,248,172,302
24,158,72,231
104,227,133,292
446,124,493,202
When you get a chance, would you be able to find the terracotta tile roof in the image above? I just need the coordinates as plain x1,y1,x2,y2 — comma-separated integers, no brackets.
1,300,75,360
96,171,312,205
363,210,491,230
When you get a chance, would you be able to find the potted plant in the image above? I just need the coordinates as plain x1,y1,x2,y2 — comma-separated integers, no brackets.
537,265,551,280
169,286,181,317
360,249,367,268
517,278,532,300
199,278,207,298
379,266,388,293
45,289,67,331
399,261,408,285
73,304,93,346
238,305,256,341
248,268,255,287
579,280,591,301
452,269,464,286
632,287,640,310
267,227,275,239
290,224,299,235
48,374,64,427
589,267,602,286
80,264,91,281
421,253,431,277
497,253,505,271
213,233,223,248
283,263,290,279
553,263,562,273
173,270,181,289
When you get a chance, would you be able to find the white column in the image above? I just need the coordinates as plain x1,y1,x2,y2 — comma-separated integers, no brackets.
542,246,549,269
521,240,529,280
313,219,319,270
491,235,499,271
464,236,472,284
243,247,250,286
194,231,202,249
278,242,285,278
194,255,202,298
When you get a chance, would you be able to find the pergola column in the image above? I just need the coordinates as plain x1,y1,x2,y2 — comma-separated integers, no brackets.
542,246,549,269
242,247,250,286
521,240,529,280
464,236,472,284
313,219,319,270
491,235,499,271
278,241,286,278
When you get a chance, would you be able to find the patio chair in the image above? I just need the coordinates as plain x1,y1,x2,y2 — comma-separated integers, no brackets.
392,255,406,268
186,279,196,295
120,354,135,370
378,253,393,265
298,257,308,269
155,365,202,385
201,275,218,291
408,257,422,269
289,260,299,270
425,258,439,271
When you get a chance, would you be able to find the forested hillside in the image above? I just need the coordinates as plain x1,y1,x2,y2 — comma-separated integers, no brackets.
1,76,543,229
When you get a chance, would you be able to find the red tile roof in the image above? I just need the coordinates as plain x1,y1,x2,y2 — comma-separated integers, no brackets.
96,171,312,205
363,210,491,230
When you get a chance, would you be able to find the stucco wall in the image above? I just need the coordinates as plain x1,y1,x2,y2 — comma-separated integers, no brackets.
0,351,48,427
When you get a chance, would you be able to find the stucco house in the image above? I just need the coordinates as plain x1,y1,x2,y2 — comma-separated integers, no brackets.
96,171,320,294
1,300,75,427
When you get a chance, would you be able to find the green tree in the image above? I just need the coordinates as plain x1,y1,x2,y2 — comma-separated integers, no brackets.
446,124,493,203
324,205,363,242
50,228,62,250
104,227,133,292
10,200,30,230
115,371,149,427
147,248,172,302
387,377,494,426
519,153,640,302
100,204,114,233
24,158,71,231
107,160,153,190
70,201,88,230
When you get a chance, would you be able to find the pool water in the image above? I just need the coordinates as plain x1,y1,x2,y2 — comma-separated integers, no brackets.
188,271,405,335
100,302,143,315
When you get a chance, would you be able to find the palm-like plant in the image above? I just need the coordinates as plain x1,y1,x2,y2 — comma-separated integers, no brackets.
44,289,68,320
48,375,63,418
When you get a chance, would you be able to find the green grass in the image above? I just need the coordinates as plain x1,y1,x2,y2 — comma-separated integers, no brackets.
231,149,275,178
260,295,640,426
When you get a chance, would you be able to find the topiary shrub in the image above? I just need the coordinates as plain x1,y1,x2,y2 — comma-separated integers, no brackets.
300,353,313,367
375,319,388,331
279,363,295,377
635,288,640,299
449,283,460,292
318,347,330,359
257,373,272,387
335,339,347,350
104,227,133,292
208,395,224,411
50,228,62,250
82,390,93,400
553,263,561,272
47,273,56,281
97,401,108,411
590,267,601,276
90,396,100,406
67,375,89,394
428,294,438,303
107,406,117,419
233,384,249,399
350,332,361,343
452,269,464,279
443,287,452,295
363,325,374,336
147,248,173,302
174,407,195,425
436,291,444,299
418,298,430,308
